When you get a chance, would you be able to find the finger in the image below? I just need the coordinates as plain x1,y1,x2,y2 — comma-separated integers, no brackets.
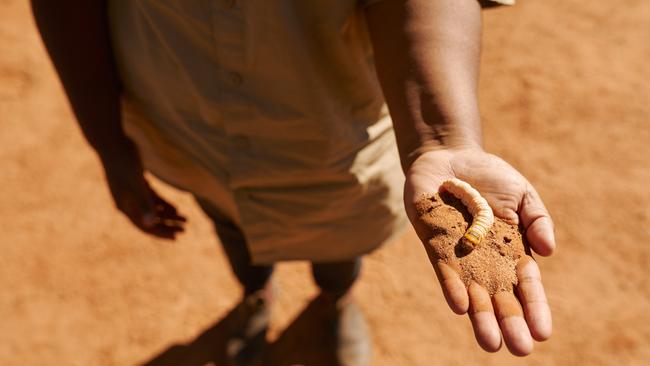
141,210,159,228
122,195,185,239
519,183,556,256
145,222,185,240
516,257,552,341
468,282,501,352
492,292,533,356
434,261,469,315
493,292,533,356
135,191,158,229
153,195,187,222
117,193,158,229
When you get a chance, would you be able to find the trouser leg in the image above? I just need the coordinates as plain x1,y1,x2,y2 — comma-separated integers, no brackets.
195,198,273,295
311,257,362,299
312,257,371,366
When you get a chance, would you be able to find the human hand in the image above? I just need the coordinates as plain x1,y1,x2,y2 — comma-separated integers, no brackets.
404,147,555,356
100,139,186,239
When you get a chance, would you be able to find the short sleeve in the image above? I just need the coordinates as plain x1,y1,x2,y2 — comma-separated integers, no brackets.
361,0,516,8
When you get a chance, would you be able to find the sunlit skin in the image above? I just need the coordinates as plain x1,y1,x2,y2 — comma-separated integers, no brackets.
32,0,555,357
367,0,555,356
405,149,554,355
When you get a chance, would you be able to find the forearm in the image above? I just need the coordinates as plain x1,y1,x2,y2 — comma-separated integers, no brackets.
31,0,129,162
366,0,484,170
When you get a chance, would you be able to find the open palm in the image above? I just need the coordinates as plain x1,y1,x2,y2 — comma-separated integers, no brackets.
404,148,556,356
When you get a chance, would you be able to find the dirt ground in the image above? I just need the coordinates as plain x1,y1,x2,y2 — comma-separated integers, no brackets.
1,0,649,365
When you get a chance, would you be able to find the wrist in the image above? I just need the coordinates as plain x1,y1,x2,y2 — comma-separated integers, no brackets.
399,135,483,173
95,136,142,171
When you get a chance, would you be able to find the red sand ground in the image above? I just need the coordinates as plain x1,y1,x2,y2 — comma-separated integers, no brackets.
415,193,527,295
1,1,649,365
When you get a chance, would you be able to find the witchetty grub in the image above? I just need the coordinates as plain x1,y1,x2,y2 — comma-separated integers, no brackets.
441,178,494,255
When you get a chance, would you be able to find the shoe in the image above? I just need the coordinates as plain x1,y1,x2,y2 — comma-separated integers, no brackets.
320,294,372,366
226,288,272,366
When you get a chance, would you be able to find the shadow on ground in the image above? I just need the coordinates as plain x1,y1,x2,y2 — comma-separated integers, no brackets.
141,296,338,366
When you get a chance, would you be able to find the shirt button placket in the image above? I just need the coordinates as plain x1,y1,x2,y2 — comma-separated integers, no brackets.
228,71,243,87
232,135,250,149
212,0,249,184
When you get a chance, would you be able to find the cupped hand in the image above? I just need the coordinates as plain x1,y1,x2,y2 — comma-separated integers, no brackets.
404,148,555,356
101,139,186,239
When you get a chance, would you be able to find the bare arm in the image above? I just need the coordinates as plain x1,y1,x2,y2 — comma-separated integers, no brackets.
31,0,128,161
366,0,555,356
31,0,186,238
366,0,483,170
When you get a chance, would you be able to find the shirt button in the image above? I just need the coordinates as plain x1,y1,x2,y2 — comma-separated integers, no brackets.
228,71,243,86
232,135,250,149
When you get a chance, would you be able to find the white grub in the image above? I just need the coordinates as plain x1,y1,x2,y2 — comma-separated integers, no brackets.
441,178,495,254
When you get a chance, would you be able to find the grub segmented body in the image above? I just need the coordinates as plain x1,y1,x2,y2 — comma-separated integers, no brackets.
441,178,494,253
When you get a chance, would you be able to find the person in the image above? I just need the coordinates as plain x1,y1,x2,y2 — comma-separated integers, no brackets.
31,0,556,364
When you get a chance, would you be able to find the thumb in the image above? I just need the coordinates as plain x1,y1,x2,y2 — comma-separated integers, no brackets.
114,181,158,229
519,183,556,256
140,207,158,228
136,192,158,229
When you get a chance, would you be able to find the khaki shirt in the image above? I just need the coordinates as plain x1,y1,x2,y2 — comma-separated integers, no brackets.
108,0,508,264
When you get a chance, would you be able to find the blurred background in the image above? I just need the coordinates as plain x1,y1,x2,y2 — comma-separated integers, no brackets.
1,0,648,365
